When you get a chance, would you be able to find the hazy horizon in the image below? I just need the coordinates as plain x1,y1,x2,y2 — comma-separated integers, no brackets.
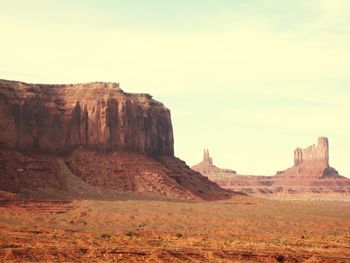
1,0,349,177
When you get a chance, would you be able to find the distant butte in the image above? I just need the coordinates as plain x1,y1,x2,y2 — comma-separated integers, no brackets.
294,137,329,166
277,137,340,178
204,137,350,199
191,149,236,175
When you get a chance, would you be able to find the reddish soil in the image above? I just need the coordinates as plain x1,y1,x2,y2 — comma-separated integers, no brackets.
0,196,349,262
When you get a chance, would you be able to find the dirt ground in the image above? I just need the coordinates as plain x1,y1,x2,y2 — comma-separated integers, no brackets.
0,196,349,262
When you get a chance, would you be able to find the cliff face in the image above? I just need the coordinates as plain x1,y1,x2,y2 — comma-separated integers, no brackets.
286,137,338,178
0,79,233,201
294,137,329,166
0,80,173,156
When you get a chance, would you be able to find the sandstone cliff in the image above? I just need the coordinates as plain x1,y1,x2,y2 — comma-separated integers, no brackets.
281,137,339,178
0,79,173,156
294,137,329,166
0,79,233,201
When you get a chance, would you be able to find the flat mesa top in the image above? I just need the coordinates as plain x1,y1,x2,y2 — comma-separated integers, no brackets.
0,79,122,90
0,79,161,107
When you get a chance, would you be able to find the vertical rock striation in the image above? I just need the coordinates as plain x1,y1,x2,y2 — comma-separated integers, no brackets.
0,79,234,201
203,149,213,165
281,137,338,177
294,137,329,166
0,79,173,156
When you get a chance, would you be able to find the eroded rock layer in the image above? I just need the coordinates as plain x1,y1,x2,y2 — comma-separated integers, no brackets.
201,138,350,200
191,149,236,175
280,137,338,178
294,137,329,166
0,79,173,156
0,79,233,201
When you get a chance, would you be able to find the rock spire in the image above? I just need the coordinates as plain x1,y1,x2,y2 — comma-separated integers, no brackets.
294,137,329,166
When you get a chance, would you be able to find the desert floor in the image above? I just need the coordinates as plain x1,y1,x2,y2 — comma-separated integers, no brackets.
0,195,349,262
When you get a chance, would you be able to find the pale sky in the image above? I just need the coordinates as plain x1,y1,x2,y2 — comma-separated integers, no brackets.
1,0,350,177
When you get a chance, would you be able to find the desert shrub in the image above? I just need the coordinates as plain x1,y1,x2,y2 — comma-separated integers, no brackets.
276,255,285,262
275,186,283,192
175,233,183,238
101,233,112,239
125,231,133,237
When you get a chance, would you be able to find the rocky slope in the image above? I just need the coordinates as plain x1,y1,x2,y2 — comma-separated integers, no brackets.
0,79,232,201
201,138,350,200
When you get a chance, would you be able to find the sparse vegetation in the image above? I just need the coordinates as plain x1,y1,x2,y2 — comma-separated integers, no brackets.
125,231,133,237
276,255,285,262
100,233,112,239
0,197,349,261
175,233,183,238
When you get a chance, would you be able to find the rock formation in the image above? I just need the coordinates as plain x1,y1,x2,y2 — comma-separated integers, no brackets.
203,149,213,166
205,137,350,200
280,137,339,178
0,79,233,201
191,149,236,175
294,137,329,166
0,79,173,156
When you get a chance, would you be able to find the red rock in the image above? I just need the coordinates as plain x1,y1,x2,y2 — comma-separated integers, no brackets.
0,79,173,156
205,138,350,199
294,137,329,167
191,149,236,175
280,137,339,178
0,79,233,201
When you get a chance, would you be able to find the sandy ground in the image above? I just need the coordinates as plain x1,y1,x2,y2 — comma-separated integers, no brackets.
0,196,350,262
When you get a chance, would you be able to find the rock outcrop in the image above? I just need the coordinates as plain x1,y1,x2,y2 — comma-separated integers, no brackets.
294,137,329,166
191,149,236,175
0,79,173,156
205,138,350,200
279,137,339,178
0,79,233,201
